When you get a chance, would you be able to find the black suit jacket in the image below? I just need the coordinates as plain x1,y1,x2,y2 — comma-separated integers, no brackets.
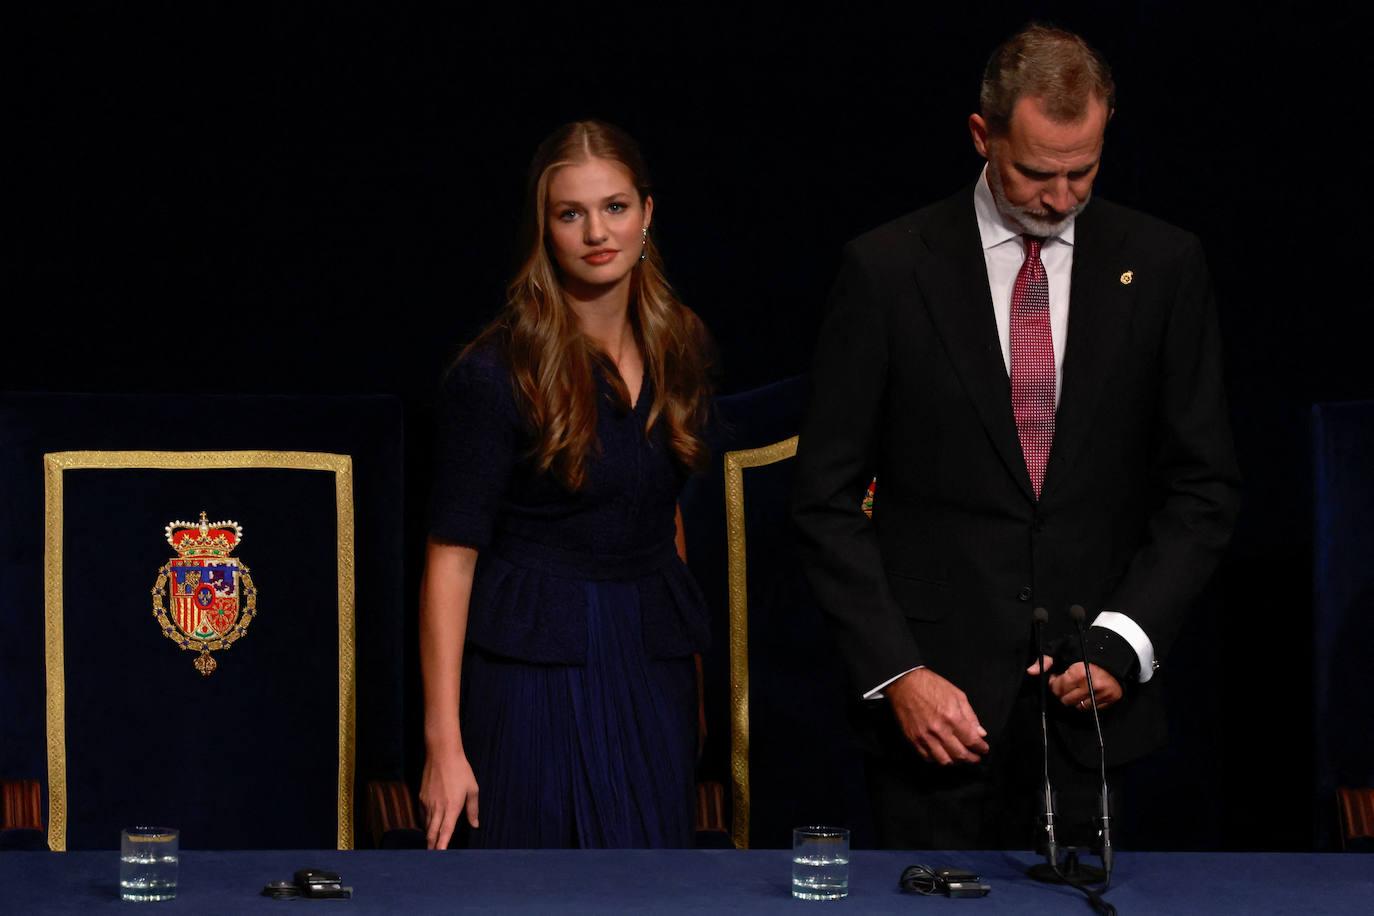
792,183,1241,766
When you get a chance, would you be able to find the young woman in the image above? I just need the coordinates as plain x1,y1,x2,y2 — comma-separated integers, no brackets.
418,121,714,849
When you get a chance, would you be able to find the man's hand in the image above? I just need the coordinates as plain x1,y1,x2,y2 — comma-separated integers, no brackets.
1026,656,1123,711
885,668,989,765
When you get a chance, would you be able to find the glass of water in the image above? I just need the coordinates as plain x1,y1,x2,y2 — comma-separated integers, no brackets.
120,826,178,902
792,825,849,900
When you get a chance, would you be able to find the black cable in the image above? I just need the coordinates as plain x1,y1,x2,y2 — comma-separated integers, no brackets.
1040,848,1116,916
1058,871,1117,916
897,865,990,898
898,864,941,895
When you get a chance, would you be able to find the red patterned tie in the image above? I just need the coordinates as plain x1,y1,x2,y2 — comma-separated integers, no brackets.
1010,236,1055,499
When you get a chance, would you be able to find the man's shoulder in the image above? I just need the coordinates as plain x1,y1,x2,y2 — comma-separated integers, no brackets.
1084,196,1202,257
844,185,974,264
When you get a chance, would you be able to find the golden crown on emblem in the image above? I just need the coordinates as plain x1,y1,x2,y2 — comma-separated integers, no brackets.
164,511,244,558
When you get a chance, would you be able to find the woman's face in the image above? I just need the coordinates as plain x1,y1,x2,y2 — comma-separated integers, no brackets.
544,157,652,298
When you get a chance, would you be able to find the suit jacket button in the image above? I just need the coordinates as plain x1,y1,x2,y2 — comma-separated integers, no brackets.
1018,586,1033,601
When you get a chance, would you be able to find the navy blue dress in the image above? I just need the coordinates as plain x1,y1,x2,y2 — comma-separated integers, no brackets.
429,344,710,848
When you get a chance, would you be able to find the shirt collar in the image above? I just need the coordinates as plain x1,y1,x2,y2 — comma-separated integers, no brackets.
973,163,1076,251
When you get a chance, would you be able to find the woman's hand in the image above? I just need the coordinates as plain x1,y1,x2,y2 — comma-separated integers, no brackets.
419,741,479,850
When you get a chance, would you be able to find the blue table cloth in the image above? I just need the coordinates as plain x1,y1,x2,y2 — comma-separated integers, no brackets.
2,849,1371,914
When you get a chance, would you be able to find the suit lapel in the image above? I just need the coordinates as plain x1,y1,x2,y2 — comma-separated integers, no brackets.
914,188,1036,502
1040,201,1135,500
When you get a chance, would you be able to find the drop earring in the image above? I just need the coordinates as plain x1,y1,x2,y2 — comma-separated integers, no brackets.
639,227,648,262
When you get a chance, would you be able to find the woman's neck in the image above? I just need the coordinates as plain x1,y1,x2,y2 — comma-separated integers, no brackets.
567,282,635,362
567,280,643,406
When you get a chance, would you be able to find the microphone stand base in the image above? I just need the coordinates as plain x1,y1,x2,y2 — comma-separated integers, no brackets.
1027,848,1106,885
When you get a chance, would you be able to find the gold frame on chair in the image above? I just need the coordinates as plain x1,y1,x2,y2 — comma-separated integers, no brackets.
722,435,799,850
42,450,357,851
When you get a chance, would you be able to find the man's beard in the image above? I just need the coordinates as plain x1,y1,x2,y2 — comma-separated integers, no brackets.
986,157,1089,237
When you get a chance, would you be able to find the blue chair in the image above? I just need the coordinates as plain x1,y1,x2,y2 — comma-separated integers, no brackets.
1313,401,1374,849
0,393,405,850
682,378,872,849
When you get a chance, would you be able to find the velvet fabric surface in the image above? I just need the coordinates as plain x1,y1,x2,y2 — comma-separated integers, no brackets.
3,849,1371,914
679,376,873,849
0,393,405,850
1312,401,1374,848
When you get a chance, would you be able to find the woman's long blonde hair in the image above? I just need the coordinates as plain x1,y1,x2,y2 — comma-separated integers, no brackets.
464,120,712,491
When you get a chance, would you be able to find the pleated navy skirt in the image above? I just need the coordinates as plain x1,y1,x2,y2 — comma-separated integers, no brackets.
460,579,697,848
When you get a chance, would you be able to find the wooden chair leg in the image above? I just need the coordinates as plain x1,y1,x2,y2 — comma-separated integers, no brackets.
1,779,43,831
1336,786,1374,850
365,779,423,849
695,780,728,835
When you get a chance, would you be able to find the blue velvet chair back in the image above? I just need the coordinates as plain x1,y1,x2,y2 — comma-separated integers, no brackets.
681,378,872,849
1312,401,1374,848
0,394,404,850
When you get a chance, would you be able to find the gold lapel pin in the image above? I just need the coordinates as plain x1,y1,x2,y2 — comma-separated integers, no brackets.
1120,270,1134,285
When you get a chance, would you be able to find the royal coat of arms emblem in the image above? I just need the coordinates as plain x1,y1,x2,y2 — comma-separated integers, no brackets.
151,512,258,675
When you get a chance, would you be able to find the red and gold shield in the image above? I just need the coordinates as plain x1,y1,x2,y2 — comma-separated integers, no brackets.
169,559,240,638
152,512,257,675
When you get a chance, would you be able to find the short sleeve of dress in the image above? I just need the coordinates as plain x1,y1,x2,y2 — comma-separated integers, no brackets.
428,349,520,550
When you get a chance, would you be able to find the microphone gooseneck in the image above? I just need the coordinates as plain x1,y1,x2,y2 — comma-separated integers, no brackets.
1070,604,1113,882
1032,607,1058,866
1024,605,1116,916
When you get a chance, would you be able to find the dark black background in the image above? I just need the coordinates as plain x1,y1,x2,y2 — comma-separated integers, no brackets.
5,2,1370,850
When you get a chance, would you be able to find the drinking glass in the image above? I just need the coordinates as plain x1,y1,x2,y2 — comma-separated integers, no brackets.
119,826,178,902
792,825,849,900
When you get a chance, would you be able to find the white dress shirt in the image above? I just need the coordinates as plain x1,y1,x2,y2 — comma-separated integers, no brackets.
863,169,1155,699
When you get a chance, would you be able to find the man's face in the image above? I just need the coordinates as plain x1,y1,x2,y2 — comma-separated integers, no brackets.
970,95,1108,236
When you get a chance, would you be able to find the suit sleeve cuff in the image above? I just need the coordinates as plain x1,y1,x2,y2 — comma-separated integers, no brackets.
1092,611,1156,683
863,665,925,700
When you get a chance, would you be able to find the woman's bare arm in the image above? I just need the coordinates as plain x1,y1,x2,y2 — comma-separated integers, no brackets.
418,538,481,849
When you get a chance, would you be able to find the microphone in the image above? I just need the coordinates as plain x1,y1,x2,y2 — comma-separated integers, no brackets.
1032,607,1058,868
1070,604,1113,880
1027,607,1118,915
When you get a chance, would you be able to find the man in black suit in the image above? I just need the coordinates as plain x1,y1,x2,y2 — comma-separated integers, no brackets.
792,24,1240,849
